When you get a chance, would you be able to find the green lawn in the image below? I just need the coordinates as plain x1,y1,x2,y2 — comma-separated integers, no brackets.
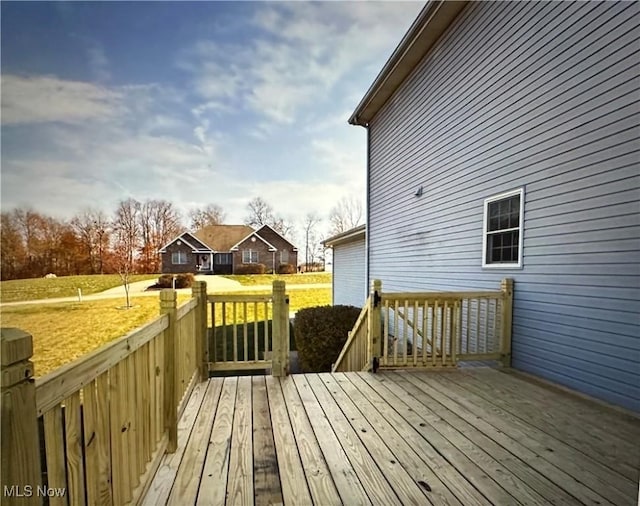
221,272,331,286
0,274,159,303
1,287,330,377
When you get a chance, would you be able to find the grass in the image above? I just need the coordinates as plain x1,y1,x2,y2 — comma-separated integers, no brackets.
1,293,191,377
1,287,330,377
0,274,159,303
221,272,331,286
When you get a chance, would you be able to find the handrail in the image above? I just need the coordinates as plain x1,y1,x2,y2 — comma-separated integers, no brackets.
382,290,501,300
333,279,513,372
332,297,371,372
208,293,273,303
177,297,198,319
35,315,169,416
208,281,290,376
2,283,211,506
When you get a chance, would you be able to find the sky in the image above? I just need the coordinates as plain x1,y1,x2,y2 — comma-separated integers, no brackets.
1,0,424,238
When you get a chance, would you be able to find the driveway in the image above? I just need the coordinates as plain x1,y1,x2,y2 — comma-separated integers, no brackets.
0,276,330,307
97,275,242,296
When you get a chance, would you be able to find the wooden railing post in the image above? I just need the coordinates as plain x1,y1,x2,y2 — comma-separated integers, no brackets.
369,280,382,368
500,278,514,367
192,281,209,381
271,281,289,377
160,290,178,453
1,328,42,505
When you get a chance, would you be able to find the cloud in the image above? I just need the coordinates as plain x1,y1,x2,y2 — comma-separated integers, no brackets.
1,74,122,125
86,43,111,82
182,1,423,126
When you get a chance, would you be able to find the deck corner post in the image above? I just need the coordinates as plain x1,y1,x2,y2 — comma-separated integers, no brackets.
1,328,42,505
369,279,382,364
271,281,289,377
192,281,209,381
160,289,178,452
500,278,514,367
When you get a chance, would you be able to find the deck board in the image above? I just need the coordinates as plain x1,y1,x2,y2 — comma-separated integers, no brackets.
146,368,640,505
421,372,635,505
449,369,638,480
252,377,283,506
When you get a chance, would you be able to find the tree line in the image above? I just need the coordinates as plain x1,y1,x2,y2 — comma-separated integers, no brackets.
0,196,363,281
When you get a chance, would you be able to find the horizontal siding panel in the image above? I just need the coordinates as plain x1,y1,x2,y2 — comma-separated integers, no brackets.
512,299,638,327
525,227,639,246
512,327,639,380
511,344,639,400
366,0,640,410
515,316,639,353
332,239,366,308
371,6,638,189
511,307,636,339
525,202,638,231
512,351,639,412
515,290,640,316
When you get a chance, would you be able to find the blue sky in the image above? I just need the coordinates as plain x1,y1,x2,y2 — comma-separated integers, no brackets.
1,1,423,234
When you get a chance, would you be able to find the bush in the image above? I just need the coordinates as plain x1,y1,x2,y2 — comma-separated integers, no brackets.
294,305,362,372
235,263,266,275
277,263,296,274
155,273,194,289
157,274,174,288
175,273,195,288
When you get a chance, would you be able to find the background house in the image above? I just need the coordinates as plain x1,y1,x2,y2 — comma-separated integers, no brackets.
349,1,639,410
323,225,366,307
160,224,298,275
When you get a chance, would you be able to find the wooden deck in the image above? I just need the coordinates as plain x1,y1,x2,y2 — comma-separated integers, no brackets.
143,368,639,505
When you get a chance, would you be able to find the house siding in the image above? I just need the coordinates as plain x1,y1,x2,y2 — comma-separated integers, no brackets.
255,227,299,269
332,237,366,308
233,237,277,273
161,242,196,274
367,2,639,410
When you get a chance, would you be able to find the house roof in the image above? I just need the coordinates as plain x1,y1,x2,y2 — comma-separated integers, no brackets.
255,224,298,250
348,1,468,127
322,224,366,247
158,231,206,253
230,231,278,252
192,225,255,251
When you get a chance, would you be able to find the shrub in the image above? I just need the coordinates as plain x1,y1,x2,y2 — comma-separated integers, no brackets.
277,263,296,274
155,273,194,289
235,263,266,275
294,305,362,372
175,273,194,288
157,274,174,288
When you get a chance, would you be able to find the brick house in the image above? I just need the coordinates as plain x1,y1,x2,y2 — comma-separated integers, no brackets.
159,224,298,274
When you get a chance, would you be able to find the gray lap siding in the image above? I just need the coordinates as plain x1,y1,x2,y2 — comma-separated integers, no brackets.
367,2,639,410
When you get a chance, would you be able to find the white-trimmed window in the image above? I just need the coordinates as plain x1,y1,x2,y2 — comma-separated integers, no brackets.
242,250,258,264
171,251,188,265
280,250,289,264
482,188,524,268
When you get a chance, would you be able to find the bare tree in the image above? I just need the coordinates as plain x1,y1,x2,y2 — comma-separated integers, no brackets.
0,212,26,279
113,198,141,274
302,212,321,270
189,204,226,229
139,200,182,272
329,196,364,235
245,197,295,239
71,209,110,274
244,197,274,228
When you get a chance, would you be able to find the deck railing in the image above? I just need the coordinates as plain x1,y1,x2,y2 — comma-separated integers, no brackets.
333,279,513,372
1,282,209,506
207,281,290,376
332,299,371,372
